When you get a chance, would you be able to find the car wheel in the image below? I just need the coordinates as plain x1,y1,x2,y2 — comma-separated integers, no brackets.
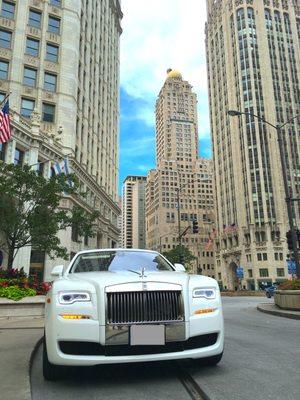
197,352,223,367
43,337,63,381
266,292,271,298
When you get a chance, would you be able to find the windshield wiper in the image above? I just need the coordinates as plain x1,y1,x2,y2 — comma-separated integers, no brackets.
126,268,147,278
126,269,141,275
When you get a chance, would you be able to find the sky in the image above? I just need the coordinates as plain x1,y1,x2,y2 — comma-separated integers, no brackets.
119,0,211,193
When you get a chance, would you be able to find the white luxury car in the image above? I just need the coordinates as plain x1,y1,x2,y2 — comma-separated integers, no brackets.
43,249,224,380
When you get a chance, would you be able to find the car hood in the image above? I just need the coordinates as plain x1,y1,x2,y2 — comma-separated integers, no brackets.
52,270,217,294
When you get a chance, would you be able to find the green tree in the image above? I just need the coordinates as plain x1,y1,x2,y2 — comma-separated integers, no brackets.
162,245,196,272
0,163,100,269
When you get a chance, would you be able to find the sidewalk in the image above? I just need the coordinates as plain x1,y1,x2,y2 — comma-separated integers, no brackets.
0,316,44,400
257,302,300,320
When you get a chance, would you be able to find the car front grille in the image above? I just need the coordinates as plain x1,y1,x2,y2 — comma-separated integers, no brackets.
107,290,184,324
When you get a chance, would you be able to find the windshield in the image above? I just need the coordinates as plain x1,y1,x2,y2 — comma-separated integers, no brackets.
70,250,174,273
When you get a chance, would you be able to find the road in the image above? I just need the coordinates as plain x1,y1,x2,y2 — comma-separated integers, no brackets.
31,297,300,400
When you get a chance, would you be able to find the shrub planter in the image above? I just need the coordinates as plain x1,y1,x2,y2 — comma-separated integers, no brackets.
274,290,300,311
0,295,45,318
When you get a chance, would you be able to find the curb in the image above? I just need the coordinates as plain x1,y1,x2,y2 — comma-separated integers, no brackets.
29,336,44,398
257,304,300,320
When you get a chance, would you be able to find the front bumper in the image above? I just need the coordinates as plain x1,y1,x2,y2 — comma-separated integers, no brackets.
45,310,224,366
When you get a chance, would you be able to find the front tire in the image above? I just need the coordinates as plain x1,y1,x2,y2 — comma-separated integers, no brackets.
197,352,223,367
266,292,271,298
43,337,63,381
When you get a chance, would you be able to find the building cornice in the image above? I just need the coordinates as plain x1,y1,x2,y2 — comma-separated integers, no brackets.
109,0,123,34
10,114,120,219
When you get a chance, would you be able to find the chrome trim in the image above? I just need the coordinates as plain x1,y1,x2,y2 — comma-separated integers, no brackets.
105,322,186,345
105,281,182,293
106,290,184,324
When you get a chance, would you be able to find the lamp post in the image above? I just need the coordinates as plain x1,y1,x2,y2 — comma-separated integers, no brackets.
175,180,194,263
228,109,300,278
158,232,174,253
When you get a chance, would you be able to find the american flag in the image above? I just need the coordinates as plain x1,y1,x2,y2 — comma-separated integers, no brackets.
0,100,11,144
205,237,213,251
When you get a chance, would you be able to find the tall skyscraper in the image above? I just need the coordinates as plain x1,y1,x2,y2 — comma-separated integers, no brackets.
122,175,147,249
0,0,122,279
146,69,215,276
206,0,299,289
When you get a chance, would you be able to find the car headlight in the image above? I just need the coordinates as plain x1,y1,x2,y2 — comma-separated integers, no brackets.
193,288,216,299
58,292,91,305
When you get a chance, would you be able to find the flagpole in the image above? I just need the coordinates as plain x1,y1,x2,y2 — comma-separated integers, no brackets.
29,153,73,168
0,91,12,109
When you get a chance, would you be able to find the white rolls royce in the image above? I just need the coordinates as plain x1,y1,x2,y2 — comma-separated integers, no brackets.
43,249,224,380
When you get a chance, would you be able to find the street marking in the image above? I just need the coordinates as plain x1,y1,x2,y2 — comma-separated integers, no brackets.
177,363,210,400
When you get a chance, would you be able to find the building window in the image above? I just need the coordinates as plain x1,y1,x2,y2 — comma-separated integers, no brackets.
21,98,35,118
259,268,269,277
71,223,79,242
262,253,268,261
29,250,45,282
45,43,58,62
257,253,262,261
0,29,12,48
0,60,9,79
28,9,42,28
277,268,285,277
0,92,5,102
248,269,253,278
0,142,7,161
23,67,37,87
42,103,55,122
14,148,24,165
84,234,89,246
37,160,44,176
1,1,15,19
50,0,61,6
44,72,57,92
25,37,39,57
48,16,60,34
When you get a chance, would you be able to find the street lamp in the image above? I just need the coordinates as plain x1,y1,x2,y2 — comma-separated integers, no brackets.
227,109,300,278
158,231,174,253
175,180,195,263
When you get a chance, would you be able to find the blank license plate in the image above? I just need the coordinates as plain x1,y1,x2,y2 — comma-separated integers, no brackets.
130,325,165,346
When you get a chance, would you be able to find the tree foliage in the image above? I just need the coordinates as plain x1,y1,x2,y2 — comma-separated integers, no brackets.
0,163,100,269
162,245,196,271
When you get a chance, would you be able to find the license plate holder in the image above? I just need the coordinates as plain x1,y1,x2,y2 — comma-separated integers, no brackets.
130,324,165,346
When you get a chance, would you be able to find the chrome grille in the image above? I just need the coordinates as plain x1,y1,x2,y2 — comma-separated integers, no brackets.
107,291,184,324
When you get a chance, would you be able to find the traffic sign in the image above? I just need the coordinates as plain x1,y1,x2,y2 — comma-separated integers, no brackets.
287,260,296,275
236,267,244,278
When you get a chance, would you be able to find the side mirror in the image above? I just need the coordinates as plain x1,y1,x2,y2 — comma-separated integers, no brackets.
174,263,186,272
51,265,64,278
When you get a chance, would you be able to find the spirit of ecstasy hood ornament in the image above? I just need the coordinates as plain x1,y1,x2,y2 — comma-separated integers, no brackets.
140,267,146,278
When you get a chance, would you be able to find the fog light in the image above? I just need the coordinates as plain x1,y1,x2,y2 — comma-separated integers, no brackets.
194,308,216,315
60,314,90,320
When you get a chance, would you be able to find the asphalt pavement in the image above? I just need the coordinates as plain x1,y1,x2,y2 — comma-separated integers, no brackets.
185,297,300,400
0,317,43,400
30,297,300,400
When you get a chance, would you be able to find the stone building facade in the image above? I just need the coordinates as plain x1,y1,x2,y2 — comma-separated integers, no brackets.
122,175,147,249
146,70,215,276
0,0,122,280
206,0,300,289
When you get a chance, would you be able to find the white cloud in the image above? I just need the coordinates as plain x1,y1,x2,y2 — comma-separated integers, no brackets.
120,0,210,139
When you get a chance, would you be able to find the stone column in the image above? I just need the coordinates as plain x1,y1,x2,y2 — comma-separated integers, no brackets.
28,109,41,169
